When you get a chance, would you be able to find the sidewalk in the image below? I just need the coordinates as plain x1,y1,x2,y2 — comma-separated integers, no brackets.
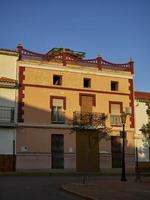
62,177,150,200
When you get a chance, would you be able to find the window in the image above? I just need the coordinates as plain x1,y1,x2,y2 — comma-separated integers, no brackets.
111,81,118,91
53,75,62,86
51,106,64,123
109,102,122,126
50,98,65,123
83,78,91,88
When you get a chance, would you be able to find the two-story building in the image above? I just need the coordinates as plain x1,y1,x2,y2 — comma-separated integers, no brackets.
15,45,135,171
0,48,18,171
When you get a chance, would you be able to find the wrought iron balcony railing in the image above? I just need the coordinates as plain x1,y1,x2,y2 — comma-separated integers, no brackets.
110,115,122,126
51,111,65,124
0,106,15,124
73,111,106,129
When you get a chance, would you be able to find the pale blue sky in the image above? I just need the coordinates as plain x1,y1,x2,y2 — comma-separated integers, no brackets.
0,0,150,92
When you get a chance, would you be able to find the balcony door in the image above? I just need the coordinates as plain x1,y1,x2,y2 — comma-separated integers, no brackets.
81,96,93,113
109,102,122,126
52,106,64,123
80,96,93,125
51,98,64,124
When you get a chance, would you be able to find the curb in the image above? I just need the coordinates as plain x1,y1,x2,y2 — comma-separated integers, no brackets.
0,171,136,177
61,184,97,200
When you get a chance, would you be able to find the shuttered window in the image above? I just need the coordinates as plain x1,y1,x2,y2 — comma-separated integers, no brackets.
111,103,120,114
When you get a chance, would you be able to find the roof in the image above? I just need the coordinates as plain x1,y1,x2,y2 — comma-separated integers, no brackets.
0,77,16,83
135,91,150,101
0,48,18,56
0,77,17,87
0,48,16,53
46,48,85,59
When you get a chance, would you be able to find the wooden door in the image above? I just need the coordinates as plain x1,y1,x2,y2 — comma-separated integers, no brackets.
51,134,64,169
76,130,99,172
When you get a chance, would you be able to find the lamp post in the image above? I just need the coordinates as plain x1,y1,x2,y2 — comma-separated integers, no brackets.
121,111,127,181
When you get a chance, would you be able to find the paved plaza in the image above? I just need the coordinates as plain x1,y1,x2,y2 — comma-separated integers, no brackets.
0,175,149,200
0,175,83,200
63,176,150,200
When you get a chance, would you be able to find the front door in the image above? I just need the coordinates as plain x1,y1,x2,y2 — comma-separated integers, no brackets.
76,130,99,172
111,136,121,168
51,134,64,169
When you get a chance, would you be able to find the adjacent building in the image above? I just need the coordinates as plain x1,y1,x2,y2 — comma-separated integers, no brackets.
0,48,18,171
15,45,135,171
135,91,150,161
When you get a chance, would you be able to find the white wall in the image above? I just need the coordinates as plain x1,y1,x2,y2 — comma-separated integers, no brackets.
0,129,16,154
0,88,16,107
0,52,18,155
135,100,150,161
0,54,18,79
0,86,17,123
0,53,18,121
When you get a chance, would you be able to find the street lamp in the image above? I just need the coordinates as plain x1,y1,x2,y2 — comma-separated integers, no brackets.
120,108,131,182
121,111,127,181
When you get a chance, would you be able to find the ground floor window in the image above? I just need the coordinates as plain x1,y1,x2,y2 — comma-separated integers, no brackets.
51,134,64,169
111,136,121,168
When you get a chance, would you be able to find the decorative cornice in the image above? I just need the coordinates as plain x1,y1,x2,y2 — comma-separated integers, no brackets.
16,46,134,74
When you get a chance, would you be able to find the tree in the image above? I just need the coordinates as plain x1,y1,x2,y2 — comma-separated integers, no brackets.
72,112,111,184
140,100,150,161
72,112,111,140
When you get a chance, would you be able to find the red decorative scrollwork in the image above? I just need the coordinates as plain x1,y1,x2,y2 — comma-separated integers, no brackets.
16,46,133,73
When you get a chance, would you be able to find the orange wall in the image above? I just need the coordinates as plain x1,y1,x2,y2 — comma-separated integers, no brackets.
16,128,76,153
17,64,135,152
23,67,130,93
21,67,132,128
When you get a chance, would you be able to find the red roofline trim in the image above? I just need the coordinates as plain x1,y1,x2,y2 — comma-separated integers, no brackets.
16,46,134,74
135,91,150,100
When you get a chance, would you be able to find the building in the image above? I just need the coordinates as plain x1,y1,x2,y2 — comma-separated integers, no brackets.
135,91,150,161
15,44,135,171
0,48,18,171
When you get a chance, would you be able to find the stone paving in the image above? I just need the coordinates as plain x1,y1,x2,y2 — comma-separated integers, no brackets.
62,177,150,200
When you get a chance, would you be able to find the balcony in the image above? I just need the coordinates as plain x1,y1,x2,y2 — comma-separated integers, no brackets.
110,115,122,126
0,106,15,126
51,111,65,124
73,112,106,129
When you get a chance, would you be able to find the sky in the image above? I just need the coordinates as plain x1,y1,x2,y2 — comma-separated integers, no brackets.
0,0,150,92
